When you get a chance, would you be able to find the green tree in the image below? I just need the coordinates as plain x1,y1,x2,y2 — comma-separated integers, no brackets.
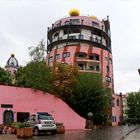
0,67,12,85
127,91,140,123
51,63,78,97
28,39,46,62
67,73,110,125
15,66,27,87
15,61,52,92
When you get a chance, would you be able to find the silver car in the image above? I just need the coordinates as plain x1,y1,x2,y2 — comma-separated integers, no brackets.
28,112,57,136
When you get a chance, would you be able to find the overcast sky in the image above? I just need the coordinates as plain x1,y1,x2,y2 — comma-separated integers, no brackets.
0,0,140,93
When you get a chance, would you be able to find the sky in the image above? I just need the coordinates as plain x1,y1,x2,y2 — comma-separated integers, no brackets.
0,0,140,94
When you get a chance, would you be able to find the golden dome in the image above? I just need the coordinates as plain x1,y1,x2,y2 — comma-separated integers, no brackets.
69,8,80,16
90,16,97,19
11,53,15,57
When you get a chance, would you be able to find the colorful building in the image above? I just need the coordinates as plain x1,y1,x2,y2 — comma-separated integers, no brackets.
47,9,113,90
0,9,123,127
47,9,122,125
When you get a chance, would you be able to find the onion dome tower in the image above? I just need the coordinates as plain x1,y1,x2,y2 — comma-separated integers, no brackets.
5,54,19,75
47,9,113,90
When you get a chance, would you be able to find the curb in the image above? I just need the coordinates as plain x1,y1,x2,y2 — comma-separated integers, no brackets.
121,126,139,140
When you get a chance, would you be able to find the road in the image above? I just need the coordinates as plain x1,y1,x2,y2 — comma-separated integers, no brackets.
0,125,139,140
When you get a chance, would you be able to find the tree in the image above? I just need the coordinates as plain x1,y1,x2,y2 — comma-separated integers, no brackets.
15,61,52,92
67,73,110,125
127,91,140,123
0,67,12,85
28,39,46,62
51,63,78,97
15,66,27,87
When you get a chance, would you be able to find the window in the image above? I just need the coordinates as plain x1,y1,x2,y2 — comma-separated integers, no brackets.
71,19,80,24
112,116,116,122
92,21,99,27
76,53,86,58
106,76,111,82
54,32,59,37
68,36,76,39
109,58,112,64
95,65,100,71
78,34,83,39
117,99,120,106
65,20,70,25
89,54,99,61
78,63,84,70
62,52,70,58
55,54,60,59
95,37,98,42
112,98,115,107
107,66,110,72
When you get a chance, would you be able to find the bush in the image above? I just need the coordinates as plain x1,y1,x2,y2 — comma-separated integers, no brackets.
16,122,31,128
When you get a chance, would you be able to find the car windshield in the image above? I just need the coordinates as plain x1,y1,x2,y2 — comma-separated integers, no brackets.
39,115,54,120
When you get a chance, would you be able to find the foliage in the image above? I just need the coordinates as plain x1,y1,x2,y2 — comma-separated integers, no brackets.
126,91,140,123
51,63,79,97
65,73,110,125
16,122,31,128
0,67,12,85
15,67,26,86
15,61,52,92
28,39,46,62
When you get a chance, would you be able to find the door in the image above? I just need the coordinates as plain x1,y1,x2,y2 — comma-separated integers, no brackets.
3,110,14,125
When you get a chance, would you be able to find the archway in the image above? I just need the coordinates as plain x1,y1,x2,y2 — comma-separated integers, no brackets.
3,110,14,125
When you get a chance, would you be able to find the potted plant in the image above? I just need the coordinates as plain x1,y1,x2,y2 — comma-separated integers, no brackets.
16,122,33,139
11,122,19,134
56,122,65,134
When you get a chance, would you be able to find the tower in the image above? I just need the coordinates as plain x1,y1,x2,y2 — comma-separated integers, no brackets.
47,9,114,91
5,54,19,75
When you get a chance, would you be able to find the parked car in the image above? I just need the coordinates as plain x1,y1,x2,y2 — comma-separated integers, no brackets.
28,112,57,136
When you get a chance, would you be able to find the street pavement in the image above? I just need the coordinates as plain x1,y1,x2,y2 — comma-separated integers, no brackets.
124,126,140,140
0,125,139,140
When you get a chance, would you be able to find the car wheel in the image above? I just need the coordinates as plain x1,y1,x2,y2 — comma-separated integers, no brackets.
34,127,40,136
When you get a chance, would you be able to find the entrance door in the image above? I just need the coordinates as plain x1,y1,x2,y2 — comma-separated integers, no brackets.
3,110,14,125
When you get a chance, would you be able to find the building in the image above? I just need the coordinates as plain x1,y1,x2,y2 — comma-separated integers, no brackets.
5,54,19,75
47,9,113,90
112,93,123,125
47,9,122,125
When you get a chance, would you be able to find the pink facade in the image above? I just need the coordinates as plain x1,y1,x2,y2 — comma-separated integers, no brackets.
112,94,123,125
0,85,85,130
47,13,123,126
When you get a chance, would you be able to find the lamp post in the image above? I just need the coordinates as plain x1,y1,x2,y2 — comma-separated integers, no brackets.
86,112,93,129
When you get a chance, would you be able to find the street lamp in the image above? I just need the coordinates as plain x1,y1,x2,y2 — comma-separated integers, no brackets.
87,112,93,129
